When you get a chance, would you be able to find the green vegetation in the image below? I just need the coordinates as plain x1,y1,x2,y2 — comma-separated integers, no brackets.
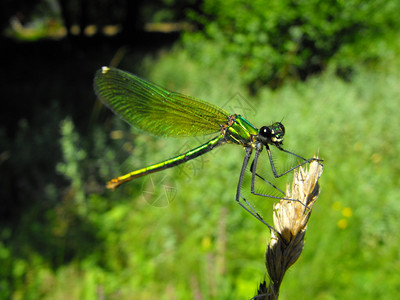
2,0,400,299
5,47,400,298
185,0,400,89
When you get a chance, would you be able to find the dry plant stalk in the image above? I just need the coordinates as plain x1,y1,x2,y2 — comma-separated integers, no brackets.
255,158,323,300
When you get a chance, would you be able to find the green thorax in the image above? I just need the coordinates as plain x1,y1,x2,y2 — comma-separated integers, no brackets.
224,114,258,146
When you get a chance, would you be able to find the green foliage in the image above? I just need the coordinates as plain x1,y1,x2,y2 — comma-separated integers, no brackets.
5,44,400,298
185,0,400,89
57,118,87,211
4,3,400,298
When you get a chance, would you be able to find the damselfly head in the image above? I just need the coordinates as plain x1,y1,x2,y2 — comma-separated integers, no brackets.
258,122,285,146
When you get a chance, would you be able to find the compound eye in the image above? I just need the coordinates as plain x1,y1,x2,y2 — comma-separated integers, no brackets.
260,126,273,139
274,122,285,136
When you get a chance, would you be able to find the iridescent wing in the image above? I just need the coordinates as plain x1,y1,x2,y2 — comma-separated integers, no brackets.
94,67,229,137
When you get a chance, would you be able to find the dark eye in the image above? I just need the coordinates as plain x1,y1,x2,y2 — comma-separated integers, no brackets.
258,123,285,146
260,126,272,139
275,122,285,136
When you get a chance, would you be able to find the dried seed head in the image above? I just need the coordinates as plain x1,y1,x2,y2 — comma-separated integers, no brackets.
259,158,323,299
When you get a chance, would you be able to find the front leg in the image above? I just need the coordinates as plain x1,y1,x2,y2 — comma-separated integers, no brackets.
267,145,322,178
250,145,319,208
250,145,285,197
235,147,277,232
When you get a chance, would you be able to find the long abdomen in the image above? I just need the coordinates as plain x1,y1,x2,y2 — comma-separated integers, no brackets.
107,135,226,189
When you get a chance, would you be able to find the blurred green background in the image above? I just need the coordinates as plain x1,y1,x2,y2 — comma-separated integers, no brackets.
1,0,400,299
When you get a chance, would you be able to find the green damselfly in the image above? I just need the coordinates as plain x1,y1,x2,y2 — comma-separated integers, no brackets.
94,66,318,229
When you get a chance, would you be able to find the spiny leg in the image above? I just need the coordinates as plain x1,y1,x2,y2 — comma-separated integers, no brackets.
251,145,319,207
267,145,322,178
250,147,306,206
235,147,277,233
250,147,285,197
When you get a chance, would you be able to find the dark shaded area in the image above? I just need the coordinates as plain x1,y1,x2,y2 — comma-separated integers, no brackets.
0,4,198,294
0,29,180,270
2,32,180,139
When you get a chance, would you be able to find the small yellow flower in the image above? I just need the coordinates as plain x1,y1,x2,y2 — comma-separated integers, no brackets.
337,219,348,229
342,207,353,218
